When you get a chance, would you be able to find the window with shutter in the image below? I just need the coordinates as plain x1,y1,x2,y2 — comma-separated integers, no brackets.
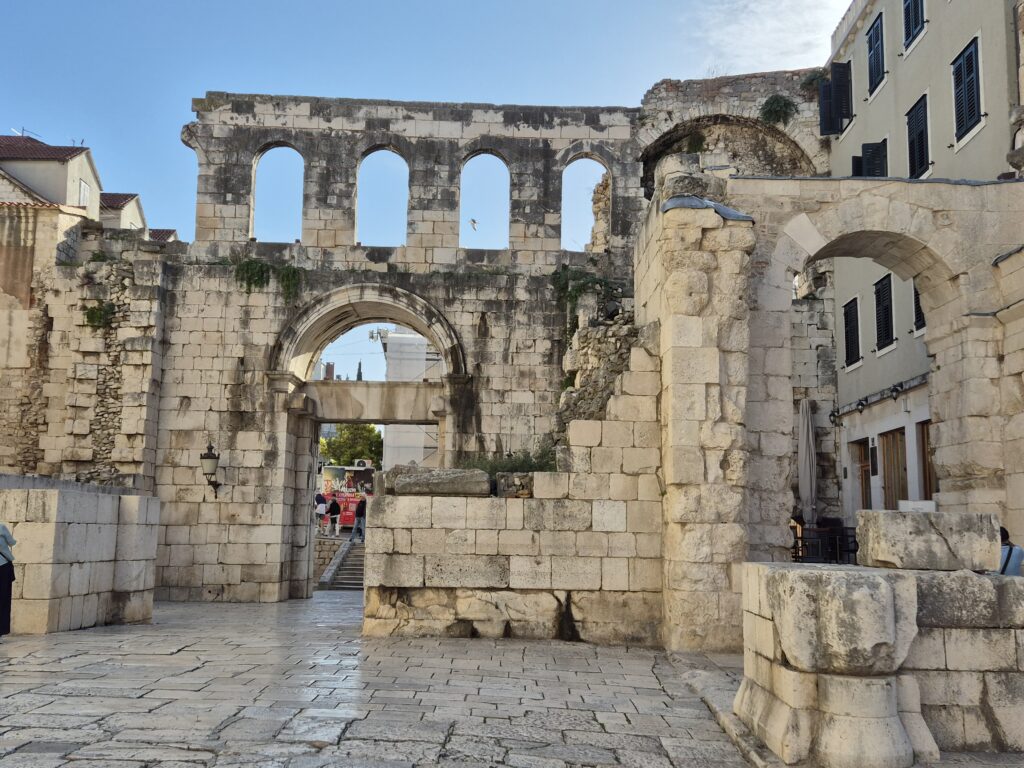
952,39,982,140
852,156,864,176
862,139,888,177
913,281,925,331
867,14,885,94
906,95,929,178
819,80,840,135
831,61,853,121
903,0,924,46
874,274,895,350
843,299,861,366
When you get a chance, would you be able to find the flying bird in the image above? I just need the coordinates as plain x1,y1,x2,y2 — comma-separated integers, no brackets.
469,218,478,231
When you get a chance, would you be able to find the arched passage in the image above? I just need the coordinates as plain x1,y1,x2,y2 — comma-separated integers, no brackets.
251,144,304,242
640,115,816,198
751,200,1004,549
272,283,466,382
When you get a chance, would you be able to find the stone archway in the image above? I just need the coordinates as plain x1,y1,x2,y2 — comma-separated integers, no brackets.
268,283,471,599
739,185,1011,564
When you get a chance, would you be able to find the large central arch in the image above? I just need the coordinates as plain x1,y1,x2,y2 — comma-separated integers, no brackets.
270,283,468,381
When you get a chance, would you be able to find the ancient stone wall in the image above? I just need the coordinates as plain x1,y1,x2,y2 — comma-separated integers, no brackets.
363,490,662,644
184,93,645,281
557,309,638,429
636,71,827,197
791,272,840,520
0,479,160,634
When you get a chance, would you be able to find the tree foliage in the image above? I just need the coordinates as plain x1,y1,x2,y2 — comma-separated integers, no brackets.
320,424,383,467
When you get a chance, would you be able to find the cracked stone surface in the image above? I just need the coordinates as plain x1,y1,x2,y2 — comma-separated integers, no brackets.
0,592,746,767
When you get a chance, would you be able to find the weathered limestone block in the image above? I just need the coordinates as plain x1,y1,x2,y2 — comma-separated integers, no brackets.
767,566,917,675
733,677,815,764
857,510,1000,571
392,468,490,497
914,569,999,627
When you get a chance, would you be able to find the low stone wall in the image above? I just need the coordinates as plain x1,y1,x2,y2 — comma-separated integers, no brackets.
363,491,662,644
734,562,1024,767
314,535,344,579
0,485,160,634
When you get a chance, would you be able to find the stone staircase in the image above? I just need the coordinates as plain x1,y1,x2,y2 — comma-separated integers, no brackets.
323,542,365,591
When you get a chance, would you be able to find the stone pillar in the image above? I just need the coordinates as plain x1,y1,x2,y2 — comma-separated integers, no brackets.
647,158,756,651
925,314,1006,518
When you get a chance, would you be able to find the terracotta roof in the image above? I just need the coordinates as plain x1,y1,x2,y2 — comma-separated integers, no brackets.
100,192,138,210
0,201,60,209
148,228,178,242
0,136,88,161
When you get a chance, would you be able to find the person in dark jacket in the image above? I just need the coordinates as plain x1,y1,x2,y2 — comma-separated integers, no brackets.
327,497,342,537
350,494,368,543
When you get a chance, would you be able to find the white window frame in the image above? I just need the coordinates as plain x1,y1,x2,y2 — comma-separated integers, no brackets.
902,0,927,57
78,179,90,208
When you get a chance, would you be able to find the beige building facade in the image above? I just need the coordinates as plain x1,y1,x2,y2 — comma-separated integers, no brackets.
824,0,1021,180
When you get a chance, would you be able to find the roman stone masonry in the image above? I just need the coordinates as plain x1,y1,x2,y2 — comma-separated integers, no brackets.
0,476,160,634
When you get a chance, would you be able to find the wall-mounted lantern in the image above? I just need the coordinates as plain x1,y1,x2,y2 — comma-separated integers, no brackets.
890,383,903,401
828,408,840,426
200,443,222,498
856,399,868,414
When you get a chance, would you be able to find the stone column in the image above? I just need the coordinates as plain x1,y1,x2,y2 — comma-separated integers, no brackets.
925,314,1006,518
649,158,756,651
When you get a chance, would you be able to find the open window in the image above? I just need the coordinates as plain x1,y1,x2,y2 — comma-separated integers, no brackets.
356,149,409,247
252,146,304,242
459,153,510,249
561,158,609,251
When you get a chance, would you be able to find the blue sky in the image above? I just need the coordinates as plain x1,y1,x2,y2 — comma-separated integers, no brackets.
3,0,847,378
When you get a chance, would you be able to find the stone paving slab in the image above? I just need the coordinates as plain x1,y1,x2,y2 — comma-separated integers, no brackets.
2,592,1021,767
0,592,745,767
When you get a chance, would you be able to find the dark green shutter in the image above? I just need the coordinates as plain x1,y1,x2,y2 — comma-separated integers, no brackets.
819,80,840,135
903,0,924,45
844,300,861,366
862,140,888,177
907,96,929,178
953,39,981,140
867,15,885,93
913,281,925,331
831,61,853,120
852,156,864,176
875,274,894,349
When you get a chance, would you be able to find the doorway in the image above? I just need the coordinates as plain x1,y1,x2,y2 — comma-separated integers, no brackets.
879,427,908,509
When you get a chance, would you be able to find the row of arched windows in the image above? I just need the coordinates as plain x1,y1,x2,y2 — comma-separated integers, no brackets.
251,148,609,251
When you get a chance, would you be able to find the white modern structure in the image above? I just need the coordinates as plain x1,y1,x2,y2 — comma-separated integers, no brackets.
379,326,441,469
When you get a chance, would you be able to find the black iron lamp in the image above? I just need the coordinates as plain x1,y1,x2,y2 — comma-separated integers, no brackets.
200,443,222,498
828,408,840,426
856,399,867,414
890,383,903,401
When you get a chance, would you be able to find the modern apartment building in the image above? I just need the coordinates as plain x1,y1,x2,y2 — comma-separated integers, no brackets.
379,327,441,470
821,0,1021,180
818,0,1022,517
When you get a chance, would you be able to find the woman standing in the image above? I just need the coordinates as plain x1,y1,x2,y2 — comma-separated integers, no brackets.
0,521,15,641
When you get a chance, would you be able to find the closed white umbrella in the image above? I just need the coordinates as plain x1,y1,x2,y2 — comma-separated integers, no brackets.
797,399,817,521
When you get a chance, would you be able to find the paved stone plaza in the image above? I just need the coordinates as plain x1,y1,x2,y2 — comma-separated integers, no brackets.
0,591,749,767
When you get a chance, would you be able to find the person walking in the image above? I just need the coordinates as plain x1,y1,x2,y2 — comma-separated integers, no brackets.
1000,526,1024,576
314,492,327,536
350,493,368,543
0,522,16,642
327,496,342,537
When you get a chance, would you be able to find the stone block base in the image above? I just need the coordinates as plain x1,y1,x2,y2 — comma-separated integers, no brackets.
363,586,661,645
857,509,1000,571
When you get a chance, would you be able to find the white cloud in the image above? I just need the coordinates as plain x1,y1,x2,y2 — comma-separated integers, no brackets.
688,0,852,75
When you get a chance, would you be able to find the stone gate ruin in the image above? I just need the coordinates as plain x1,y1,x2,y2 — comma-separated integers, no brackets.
1,68,1023,692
